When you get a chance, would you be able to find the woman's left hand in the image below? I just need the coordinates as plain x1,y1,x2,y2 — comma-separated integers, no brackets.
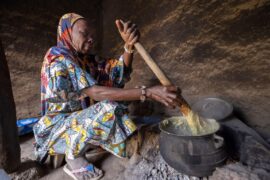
115,19,140,46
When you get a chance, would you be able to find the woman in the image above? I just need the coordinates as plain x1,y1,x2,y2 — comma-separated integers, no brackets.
34,13,177,180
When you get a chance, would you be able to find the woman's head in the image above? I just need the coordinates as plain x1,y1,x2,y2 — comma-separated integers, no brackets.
57,13,93,54
71,19,94,54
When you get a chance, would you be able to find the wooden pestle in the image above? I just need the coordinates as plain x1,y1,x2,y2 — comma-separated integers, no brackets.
134,42,192,117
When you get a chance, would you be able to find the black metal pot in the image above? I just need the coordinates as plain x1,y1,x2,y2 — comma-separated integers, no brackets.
159,117,227,177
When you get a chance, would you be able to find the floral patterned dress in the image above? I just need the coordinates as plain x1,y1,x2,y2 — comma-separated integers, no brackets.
33,13,137,162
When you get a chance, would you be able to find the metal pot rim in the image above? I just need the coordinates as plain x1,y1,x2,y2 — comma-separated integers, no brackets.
159,116,220,137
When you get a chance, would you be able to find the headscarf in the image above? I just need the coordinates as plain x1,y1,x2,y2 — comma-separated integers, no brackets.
46,13,85,63
41,13,85,115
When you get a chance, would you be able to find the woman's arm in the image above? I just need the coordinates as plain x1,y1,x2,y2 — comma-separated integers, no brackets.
93,20,177,107
81,85,178,107
123,48,134,68
115,20,140,69
82,85,140,101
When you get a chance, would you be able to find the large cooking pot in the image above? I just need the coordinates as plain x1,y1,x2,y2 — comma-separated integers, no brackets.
159,116,227,177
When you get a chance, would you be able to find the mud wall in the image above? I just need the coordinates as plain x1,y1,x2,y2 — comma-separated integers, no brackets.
101,0,270,138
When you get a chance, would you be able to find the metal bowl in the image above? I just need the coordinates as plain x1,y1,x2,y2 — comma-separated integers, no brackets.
192,98,233,121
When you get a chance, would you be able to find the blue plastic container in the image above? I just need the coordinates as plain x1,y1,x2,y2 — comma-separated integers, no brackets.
17,117,39,136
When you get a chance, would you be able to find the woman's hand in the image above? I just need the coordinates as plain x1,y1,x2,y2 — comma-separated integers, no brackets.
146,85,179,108
115,19,140,46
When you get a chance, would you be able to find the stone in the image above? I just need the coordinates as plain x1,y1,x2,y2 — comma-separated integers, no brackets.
219,117,270,160
241,136,270,172
9,160,46,180
151,168,157,176
209,162,270,180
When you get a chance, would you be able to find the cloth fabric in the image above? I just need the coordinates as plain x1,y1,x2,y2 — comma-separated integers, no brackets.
34,13,135,162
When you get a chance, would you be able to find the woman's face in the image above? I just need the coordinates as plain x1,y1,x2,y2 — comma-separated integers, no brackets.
71,19,94,54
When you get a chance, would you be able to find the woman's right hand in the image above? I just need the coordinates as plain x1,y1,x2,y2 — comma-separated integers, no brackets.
146,85,179,108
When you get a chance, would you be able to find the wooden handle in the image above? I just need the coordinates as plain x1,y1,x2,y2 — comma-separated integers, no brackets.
134,43,172,86
134,42,192,116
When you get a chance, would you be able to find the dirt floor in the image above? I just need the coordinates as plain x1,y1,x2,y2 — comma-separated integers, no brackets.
13,129,205,180
12,128,186,180
11,124,269,180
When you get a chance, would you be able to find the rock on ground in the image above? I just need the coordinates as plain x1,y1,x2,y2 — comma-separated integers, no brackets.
210,162,270,180
9,160,46,180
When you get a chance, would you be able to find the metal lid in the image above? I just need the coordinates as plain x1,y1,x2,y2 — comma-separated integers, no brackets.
192,98,233,121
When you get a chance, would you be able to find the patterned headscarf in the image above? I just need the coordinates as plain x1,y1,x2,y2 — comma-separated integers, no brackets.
57,13,84,50
45,13,85,64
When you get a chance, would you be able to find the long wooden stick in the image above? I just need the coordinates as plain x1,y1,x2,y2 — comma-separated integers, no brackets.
134,43,172,86
134,42,192,116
